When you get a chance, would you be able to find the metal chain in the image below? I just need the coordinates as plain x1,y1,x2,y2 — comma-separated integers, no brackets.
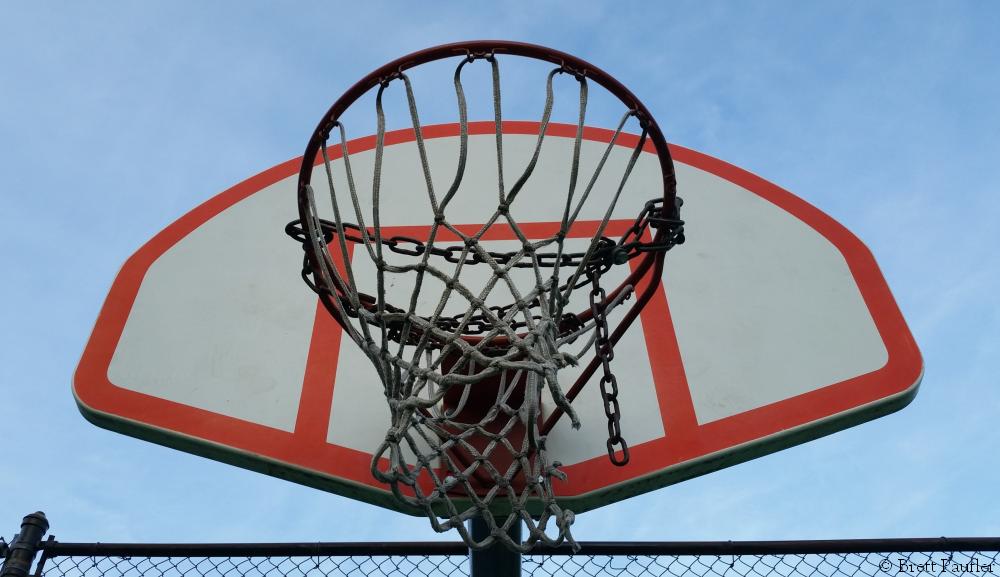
286,196,682,273
288,220,611,269
587,268,629,466
285,196,683,345
286,222,611,337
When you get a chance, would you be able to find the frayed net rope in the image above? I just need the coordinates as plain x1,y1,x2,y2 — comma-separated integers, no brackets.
301,54,647,552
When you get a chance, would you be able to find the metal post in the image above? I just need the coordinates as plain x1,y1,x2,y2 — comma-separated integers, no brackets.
469,517,521,577
1,512,49,577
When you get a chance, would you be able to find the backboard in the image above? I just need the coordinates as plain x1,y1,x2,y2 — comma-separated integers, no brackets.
74,121,922,514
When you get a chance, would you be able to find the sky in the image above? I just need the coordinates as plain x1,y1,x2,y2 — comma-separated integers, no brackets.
1,2,998,545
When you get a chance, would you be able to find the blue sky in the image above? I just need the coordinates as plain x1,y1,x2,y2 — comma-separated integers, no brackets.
1,2,998,544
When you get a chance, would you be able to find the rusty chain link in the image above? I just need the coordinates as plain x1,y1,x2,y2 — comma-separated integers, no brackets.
285,197,684,341
587,268,629,466
286,220,613,270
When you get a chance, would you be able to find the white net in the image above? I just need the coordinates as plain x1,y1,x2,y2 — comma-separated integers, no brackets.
292,51,675,552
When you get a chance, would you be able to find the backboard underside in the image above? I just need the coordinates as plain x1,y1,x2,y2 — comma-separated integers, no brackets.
75,122,922,515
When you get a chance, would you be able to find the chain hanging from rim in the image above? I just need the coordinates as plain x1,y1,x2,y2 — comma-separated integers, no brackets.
587,269,629,465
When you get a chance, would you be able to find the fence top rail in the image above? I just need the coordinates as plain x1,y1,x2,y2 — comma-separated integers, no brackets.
37,537,1000,559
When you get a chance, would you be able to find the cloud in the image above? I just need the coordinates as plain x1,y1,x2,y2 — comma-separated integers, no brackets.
2,1,998,545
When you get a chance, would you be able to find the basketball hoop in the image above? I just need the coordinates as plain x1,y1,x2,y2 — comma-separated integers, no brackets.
287,41,684,552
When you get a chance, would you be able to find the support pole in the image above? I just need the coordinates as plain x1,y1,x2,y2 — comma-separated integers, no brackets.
469,517,521,577
1,512,49,577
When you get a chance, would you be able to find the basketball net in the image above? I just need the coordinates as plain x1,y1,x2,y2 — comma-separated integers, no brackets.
290,48,683,552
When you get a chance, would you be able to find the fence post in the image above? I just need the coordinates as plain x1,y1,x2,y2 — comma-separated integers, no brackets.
1,513,49,577
469,518,521,577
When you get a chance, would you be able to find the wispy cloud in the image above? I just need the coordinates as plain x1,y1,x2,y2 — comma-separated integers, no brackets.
2,1,997,544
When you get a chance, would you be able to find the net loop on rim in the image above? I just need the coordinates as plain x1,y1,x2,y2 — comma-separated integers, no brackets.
290,42,684,553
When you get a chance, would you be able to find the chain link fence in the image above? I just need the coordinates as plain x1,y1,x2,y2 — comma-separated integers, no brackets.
34,549,1000,577
4,513,999,577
